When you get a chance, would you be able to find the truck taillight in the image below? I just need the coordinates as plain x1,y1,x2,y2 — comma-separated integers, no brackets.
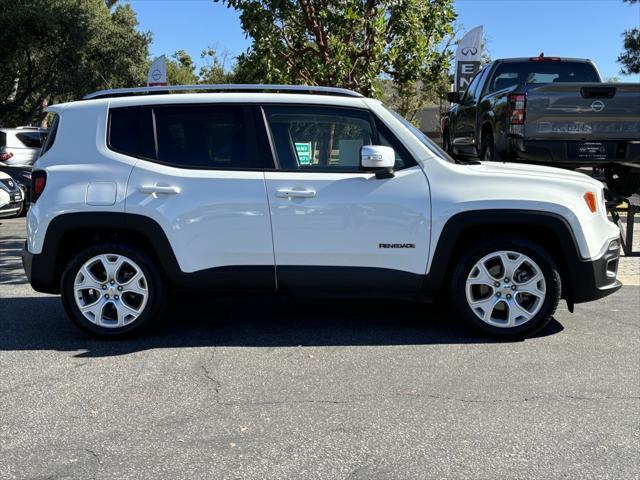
31,170,47,203
508,94,527,125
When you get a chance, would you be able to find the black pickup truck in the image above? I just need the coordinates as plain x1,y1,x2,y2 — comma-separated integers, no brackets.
442,57,640,195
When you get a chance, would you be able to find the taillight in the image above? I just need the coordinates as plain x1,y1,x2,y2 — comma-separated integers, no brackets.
508,94,527,125
31,170,47,203
0,151,13,162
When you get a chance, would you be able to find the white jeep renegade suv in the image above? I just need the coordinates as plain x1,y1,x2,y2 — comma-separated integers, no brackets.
22,85,622,338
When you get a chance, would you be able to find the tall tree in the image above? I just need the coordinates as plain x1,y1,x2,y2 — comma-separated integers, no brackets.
618,0,639,75
217,0,456,118
0,0,150,126
165,50,199,85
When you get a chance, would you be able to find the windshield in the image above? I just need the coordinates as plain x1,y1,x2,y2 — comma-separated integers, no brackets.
387,109,456,163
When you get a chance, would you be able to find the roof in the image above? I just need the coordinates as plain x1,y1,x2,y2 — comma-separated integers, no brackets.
84,84,363,100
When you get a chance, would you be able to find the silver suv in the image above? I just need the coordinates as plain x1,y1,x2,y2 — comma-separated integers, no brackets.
0,127,48,166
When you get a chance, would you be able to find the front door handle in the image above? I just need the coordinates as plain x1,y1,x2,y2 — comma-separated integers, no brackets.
276,188,316,199
139,185,180,195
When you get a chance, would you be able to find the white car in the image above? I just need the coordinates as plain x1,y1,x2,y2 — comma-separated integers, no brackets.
0,171,25,218
22,85,622,338
0,127,47,166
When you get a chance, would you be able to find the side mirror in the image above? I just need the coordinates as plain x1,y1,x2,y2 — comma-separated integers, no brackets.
447,91,461,104
361,145,395,179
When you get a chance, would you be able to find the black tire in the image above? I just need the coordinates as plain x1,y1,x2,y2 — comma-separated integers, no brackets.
605,166,640,197
480,130,498,162
449,237,561,338
61,242,166,338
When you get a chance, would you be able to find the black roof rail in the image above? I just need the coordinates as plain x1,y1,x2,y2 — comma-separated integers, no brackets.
84,84,364,100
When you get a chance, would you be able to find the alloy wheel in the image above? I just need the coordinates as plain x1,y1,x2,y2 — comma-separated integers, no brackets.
465,250,546,328
73,254,149,328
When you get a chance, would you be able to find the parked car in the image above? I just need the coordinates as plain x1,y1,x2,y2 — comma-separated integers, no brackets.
0,171,25,218
0,127,47,166
22,84,621,339
0,188,8,210
442,56,640,196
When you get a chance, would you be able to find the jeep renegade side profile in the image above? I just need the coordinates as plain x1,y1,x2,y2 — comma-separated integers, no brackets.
22,85,622,338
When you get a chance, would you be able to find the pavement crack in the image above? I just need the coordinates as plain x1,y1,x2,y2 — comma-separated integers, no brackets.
84,448,101,464
201,364,222,403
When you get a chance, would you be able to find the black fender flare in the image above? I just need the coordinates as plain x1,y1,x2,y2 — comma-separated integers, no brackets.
422,209,583,300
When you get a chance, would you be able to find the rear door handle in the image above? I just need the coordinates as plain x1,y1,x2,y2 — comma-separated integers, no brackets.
276,188,316,199
139,185,180,195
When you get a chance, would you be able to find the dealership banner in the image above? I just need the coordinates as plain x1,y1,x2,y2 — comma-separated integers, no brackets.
147,56,168,87
454,26,483,92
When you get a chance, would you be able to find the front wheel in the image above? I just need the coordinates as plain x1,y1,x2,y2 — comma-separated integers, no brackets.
450,238,561,338
61,243,166,338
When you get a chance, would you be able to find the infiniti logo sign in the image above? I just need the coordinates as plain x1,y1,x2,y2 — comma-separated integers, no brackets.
461,47,478,56
590,100,605,112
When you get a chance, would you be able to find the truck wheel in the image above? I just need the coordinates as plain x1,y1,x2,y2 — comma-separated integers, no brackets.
605,166,640,197
449,237,561,338
480,130,497,161
61,243,166,338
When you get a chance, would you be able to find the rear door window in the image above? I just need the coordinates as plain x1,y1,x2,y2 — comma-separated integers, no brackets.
154,105,267,169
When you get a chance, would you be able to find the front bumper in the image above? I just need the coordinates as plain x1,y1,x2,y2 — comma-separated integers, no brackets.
569,240,622,303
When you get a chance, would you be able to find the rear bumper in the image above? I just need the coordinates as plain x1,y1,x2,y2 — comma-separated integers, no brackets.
509,139,640,169
569,240,622,303
22,242,59,294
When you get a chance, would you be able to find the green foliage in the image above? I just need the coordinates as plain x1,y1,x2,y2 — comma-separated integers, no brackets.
0,0,150,126
166,50,199,85
164,48,237,85
217,0,456,118
199,48,236,84
618,0,640,75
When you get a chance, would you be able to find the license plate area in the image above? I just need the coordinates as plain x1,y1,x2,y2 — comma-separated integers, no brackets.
567,141,615,160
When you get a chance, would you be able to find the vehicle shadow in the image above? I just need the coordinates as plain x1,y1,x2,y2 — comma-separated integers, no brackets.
0,295,564,357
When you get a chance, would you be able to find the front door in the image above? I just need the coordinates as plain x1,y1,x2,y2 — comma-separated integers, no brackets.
261,105,431,294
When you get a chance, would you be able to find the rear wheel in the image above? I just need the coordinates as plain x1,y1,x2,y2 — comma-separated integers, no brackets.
450,237,561,338
61,243,166,337
480,130,497,161
605,166,640,197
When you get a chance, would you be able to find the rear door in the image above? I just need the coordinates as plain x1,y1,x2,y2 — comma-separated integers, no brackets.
261,105,431,294
123,104,276,289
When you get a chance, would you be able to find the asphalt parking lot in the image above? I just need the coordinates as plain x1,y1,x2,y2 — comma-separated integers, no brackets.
1,217,639,479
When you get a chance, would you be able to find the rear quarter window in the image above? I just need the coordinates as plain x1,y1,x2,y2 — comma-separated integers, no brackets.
108,107,156,159
41,114,59,155
16,132,45,148
0,131,6,148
